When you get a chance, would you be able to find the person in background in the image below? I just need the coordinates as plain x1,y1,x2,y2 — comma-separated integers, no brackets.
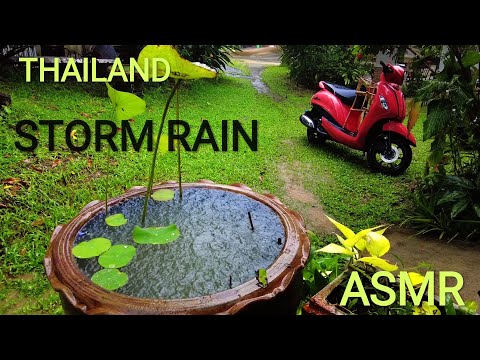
90,45,118,59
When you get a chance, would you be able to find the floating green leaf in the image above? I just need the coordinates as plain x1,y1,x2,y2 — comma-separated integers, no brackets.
257,268,268,288
72,238,111,259
105,213,128,227
133,224,180,245
106,82,146,121
98,244,136,269
151,189,175,201
91,268,128,291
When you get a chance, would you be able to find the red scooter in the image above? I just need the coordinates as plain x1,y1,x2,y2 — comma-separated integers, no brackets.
300,61,416,175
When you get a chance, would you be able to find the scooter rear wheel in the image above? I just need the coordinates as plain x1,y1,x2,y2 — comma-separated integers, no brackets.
367,133,412,175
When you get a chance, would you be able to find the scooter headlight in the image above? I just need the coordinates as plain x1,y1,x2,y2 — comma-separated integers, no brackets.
380,95,389,110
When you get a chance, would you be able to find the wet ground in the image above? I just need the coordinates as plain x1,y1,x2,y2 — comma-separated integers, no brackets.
231,46,480,312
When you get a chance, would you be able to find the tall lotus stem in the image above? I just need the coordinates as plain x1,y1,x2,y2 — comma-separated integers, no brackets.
141,80,182,226
175,79,183,199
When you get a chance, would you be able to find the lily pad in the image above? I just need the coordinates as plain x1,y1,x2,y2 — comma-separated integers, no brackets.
151,189,175,201
98,244,136,269
91,268,128,291
72,238,111,259
105,213,128,227
133,224,180,245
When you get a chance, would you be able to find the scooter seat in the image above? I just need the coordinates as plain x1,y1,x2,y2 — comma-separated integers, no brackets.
324,82,357,106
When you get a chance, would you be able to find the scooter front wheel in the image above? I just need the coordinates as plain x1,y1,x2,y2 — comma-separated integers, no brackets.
367,133,412,175
307,128,326,145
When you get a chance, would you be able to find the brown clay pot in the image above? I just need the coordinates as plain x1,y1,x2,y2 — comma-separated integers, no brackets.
44,180,310,315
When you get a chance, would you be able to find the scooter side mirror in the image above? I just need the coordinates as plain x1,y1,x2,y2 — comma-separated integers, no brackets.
380,61,393,73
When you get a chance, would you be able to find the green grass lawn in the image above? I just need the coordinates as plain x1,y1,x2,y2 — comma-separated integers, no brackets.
0,66,429,314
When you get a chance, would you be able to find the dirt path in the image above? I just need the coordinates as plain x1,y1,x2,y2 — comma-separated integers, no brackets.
233,47,480,311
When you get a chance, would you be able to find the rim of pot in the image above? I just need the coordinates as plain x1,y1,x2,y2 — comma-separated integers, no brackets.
45,180,310,315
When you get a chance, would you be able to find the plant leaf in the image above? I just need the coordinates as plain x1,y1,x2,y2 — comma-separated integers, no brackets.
98,244,136,269
407,100,422,134
326,216,355,238
105,213,128,227
376,225,391,235
437,191,466,205
91,268,128,291
423,99,451,141
462,51,480,67
474,204,480,219
459,300,478,315
151,189,175,201
421,301,441,315
365,232,390,257
451,198,469,219
106,82,146,121
133,224,180,245
407,272,425,287
316,243,354,256
138,45,217,80
257,268,268,288
357,256,398,271
72,238,111,259
444,294,456,315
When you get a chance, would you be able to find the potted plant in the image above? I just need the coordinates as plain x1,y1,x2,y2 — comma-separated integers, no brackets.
303,216,478,315
44,45,310,315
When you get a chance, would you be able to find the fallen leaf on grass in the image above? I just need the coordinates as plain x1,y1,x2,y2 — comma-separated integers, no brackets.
19,248,27,256
31,219,45,227
31,166,43,173
51,159,62,168
87,158,93,168
2,178,29,187
0,203,9,209
70,130,78,141
80,112,92,119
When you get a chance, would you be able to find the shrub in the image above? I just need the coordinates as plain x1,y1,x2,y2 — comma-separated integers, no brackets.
279,45,371,88
407,45,480,240
177,45,240,72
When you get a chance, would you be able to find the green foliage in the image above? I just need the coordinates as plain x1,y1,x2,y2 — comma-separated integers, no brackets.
405,173,480,240
410,45,480,240
72,238,112,259
91,269,128,291
177,45,240,71
106,82,146,121
132,224,181,245
151,189,175,201
314,217,445,315
105,213,128,227
280,45,371,88
444,293,478,315
98,244,136,269
302,231,349,298
403,79,427,98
